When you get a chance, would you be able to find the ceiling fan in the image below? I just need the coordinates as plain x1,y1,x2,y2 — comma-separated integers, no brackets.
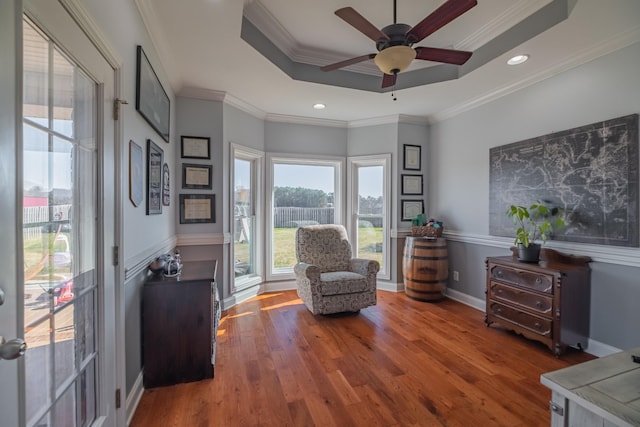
321,0,478,89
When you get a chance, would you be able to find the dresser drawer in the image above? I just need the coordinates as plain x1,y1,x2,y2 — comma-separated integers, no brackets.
488,301,552,337
488,282,553,316
488,263,553,293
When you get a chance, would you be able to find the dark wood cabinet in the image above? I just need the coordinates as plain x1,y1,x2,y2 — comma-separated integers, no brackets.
485,249,591,356
142,260,221,388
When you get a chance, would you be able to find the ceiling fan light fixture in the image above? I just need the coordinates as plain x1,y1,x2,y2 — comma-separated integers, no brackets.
373,45,416,75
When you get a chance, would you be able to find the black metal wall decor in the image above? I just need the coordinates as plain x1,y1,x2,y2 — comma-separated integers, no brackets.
489,114,639,247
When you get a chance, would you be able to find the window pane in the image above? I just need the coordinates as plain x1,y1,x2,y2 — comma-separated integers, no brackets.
23,20,49,124
357,166,384,269
53,47,74,137
234,158,254,277
273,164,335,270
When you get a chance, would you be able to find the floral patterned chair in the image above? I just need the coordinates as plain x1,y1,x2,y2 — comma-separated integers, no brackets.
294,224,380,315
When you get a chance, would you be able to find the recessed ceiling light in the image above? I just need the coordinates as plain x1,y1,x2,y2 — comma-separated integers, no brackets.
313,103,326,110
507,54,529,65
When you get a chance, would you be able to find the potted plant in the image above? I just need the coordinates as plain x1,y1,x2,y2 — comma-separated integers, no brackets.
506,201,565,262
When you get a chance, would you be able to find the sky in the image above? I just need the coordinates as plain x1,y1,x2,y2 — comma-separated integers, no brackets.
275,164,383,198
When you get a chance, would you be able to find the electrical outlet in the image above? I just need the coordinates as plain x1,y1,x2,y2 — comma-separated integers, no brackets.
453,270,459,281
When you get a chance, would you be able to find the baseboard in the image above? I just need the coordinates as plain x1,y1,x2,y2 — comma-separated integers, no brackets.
126,371,144,425
263,280,296,292
586,339,622,357
377,280,403,292
445,287,486,311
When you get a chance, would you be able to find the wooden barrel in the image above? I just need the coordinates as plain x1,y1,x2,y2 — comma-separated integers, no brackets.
403,237,448,301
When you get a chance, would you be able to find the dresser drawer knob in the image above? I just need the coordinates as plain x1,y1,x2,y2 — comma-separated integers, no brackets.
535,278,541,284
534,322,542,330
536,301,543,308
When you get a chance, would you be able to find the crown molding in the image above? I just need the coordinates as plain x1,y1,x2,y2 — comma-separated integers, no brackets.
433,25,640,123
135,0,181,91
265,113,347,128
243,0,379,75
348,114,430,128
456,0,552,50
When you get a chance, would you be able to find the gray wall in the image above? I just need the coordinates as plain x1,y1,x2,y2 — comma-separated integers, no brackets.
265,121,347,155
432,41,640,351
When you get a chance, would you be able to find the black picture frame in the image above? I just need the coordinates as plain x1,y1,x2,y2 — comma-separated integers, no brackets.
401,199,424,221
136,45,170,143
403,144,421,170
181,136,210,159
182,163,212,190
179,194,215,224
146,139,163,215
401,174,423,195
162,163,170,206
129,140,143,207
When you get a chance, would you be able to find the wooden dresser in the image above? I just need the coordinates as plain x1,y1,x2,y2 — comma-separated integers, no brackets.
485,249,591,356
142,260,221,388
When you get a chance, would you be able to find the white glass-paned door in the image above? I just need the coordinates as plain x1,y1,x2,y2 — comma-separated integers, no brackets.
22,16,99,427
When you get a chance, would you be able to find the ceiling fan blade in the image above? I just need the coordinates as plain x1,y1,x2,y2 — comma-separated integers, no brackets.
335,7,390,42
320,54,376,72
414,46,472,65
406,0,477,44
381,73,396,88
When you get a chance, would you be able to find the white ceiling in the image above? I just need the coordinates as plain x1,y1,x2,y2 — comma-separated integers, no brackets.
136,0,640,125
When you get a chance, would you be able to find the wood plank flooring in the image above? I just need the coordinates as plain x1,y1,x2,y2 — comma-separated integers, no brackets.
130,290,595,427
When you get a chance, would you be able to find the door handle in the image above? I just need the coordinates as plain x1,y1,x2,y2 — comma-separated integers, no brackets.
0,336,27,360
0,287,4,305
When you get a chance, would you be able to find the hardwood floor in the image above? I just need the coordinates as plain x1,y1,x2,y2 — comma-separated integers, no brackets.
130,290,595,427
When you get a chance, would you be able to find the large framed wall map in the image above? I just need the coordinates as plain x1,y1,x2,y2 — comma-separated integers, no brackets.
490,114,639,247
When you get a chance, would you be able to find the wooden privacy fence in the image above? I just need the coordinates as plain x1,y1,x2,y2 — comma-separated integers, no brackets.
272,207,383,228
273,207,334,228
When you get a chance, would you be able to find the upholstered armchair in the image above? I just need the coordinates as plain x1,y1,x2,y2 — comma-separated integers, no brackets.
294,224,380,315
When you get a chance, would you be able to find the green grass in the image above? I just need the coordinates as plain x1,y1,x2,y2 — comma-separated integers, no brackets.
234,227,383,270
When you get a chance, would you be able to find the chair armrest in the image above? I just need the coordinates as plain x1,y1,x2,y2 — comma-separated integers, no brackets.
294,262,321,280
350,258,380,276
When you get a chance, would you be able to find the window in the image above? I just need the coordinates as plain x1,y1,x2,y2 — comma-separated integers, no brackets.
231,144,263,292
348,154,391,279
266,154,344,280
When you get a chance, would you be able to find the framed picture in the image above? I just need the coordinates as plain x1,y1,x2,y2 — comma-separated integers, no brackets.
146,139,163,215
136,45,170,143
129,140,143,207
162,163,170,206
401,174,423,195
180,194,215,224
182,163,212,189
403,144,421,170
402,200,424,221
181,136,210,159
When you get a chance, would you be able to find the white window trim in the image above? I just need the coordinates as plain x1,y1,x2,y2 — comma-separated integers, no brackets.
347,154,392,280
266,152,345,281
230,142,264,293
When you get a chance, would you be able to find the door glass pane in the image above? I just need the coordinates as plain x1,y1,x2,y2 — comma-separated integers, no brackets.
357,166,384,270
22,17,98,427
234,158,254,278
273,163,335,271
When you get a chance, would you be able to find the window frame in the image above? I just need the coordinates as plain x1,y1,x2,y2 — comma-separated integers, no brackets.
230,143,264,292
347,154,391,280
266,153,345,281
